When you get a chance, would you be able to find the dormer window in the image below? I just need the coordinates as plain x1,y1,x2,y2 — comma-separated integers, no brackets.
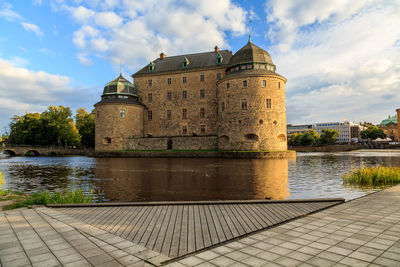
148,61,155,71
182,57,189,68
216,53,223,64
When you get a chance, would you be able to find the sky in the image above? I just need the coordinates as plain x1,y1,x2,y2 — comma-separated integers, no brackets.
0,0,399,133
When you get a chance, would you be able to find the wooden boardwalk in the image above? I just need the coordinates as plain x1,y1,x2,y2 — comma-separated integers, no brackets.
54,199,343,258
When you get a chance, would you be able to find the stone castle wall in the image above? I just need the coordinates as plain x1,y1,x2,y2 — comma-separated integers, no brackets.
217,73,287,151
126,136,217,150
133,67,226,137
95,102,143,150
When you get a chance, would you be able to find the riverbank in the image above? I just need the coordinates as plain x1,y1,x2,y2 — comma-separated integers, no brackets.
88,150,296,159
291,143,400,152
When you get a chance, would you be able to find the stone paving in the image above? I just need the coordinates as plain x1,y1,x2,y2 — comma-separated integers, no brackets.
168,185,400,266
1,185,400,266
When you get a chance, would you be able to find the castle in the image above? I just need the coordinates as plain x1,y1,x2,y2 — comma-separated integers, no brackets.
94,39,288,152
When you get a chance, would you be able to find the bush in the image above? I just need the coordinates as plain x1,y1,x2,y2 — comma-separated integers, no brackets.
343,166,400,186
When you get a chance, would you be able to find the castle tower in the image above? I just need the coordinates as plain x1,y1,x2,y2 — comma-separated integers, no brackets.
94,74,144,150
217,41,287,151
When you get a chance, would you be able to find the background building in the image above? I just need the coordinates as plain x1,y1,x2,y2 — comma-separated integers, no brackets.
378,115,398,141
95,40,288,151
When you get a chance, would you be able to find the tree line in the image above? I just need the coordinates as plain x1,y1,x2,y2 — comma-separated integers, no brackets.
2,106,95,148
289,129,339,146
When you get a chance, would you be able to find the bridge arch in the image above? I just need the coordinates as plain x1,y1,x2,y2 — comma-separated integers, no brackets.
25,150,40,156
3,149,16,156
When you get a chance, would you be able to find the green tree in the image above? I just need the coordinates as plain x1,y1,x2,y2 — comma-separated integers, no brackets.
8,113,42,145
320,129,339,145
360,126,386,141
299,131,317,146
288,132,301,146
75,108,95,148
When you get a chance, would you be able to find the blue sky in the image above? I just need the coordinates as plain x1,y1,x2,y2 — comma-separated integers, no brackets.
0,0,399,133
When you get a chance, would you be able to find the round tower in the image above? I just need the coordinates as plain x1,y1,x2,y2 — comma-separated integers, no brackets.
217,41,287,151
94,74,143,151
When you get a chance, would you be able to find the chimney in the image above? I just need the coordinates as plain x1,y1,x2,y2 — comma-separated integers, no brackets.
214,45,219,54
160,52,166,60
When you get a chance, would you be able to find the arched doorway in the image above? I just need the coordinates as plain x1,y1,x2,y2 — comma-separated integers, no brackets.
167,139,173,150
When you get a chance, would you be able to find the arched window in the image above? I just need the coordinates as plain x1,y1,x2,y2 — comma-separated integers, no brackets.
244,134,259,141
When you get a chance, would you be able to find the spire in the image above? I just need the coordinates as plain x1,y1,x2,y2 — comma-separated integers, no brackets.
119,59,122,76
248,19,252,42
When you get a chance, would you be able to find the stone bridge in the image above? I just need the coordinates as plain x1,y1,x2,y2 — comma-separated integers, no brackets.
0,145,89,156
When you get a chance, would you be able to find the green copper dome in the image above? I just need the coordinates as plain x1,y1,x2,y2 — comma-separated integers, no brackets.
379,115,397,125
102,74,137,96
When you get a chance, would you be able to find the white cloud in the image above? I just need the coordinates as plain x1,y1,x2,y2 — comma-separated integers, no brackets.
0,1,23,21
0,58,97,131
55,0,247,72
266,0,400,124
21,22,43,37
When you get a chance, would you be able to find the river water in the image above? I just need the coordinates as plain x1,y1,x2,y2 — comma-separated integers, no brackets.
1,150,400,202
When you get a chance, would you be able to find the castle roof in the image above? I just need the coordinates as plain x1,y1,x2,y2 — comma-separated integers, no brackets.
102,74,137,96
227,41,274,68
379,115,397,126
133,49,232,76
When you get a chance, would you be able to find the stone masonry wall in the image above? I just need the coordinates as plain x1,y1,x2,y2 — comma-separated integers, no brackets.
133,67,226,137
217,73,287,151
95,102,143,151
127,136,217,150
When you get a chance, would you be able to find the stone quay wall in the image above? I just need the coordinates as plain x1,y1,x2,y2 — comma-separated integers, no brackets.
126,136,218,150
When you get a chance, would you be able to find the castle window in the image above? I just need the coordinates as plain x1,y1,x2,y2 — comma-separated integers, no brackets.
167,110,172,120
182,90,187,99
182,125,187,134
216,53,223,64
200,108,205,118
217,73,221,81
200,125,205,134
148,93,152,102
182,108,187,119
120,109,125,118
278,82,281,89
243,80,247,87
222,102,225,112
167,78,171,84
148,61,155,71
227,83,230,89
266,98,271,109
241,99,247,110
262,80,266,87
182,57,189,68
148,80,152,86
167,91,172,100
104,137,111,144
148,110,152,120
183,76,187,84
200,89,205,99
200,74,204,82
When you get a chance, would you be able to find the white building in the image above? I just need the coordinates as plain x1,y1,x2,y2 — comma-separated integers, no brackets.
312,121,362,143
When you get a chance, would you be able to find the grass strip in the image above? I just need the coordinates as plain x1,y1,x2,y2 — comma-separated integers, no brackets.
343,166,400,186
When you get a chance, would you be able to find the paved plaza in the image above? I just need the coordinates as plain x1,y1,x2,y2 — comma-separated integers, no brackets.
0,185,399,266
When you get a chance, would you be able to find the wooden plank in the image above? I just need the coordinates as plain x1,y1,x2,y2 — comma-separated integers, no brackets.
161,205,179,256
138,205,163,246
203,205,219,245
95,207,124,229
108,206,138,235
187,205,196,253
284,203,311,215
113,206,141,236
103,207,130,232
273,203,299,219
248,204,275,226
208,205,226,242
178,205,189,257
75,207,106,224
256,204,286,224
85,207,114,225
153,206,173,253
194,205,204,250
128,206,155,242
121,206,149,239
169,205,183,258
199,205,212,248
238,204,264,230
217,205,239,237
213,204,233,240
231,204,255,233
146,206,169,249
223,204,245,236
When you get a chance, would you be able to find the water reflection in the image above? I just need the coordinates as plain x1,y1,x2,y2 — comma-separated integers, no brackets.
93,158,291,202
1,150,400,201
